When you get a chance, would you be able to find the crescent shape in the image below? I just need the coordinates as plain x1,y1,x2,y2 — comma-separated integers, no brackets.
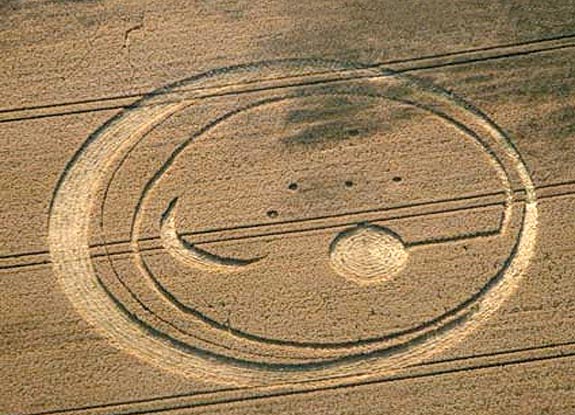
48,61,538,386
160,197,264,272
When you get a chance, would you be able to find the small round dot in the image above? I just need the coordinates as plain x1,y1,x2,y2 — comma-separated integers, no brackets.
267,210,279,218
392,176,402,183
344,180,354,188
288,183,298,191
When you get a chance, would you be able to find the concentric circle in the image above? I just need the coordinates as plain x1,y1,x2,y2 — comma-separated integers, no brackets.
49,59,537,385
330,224,408,284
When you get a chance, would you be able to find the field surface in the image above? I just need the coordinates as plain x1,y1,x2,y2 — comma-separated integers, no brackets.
1,1,575,414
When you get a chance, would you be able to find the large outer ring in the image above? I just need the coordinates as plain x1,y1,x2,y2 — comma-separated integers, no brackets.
49,59,537,386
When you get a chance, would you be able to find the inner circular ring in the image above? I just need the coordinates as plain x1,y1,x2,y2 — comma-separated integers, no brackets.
127,89,520,353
